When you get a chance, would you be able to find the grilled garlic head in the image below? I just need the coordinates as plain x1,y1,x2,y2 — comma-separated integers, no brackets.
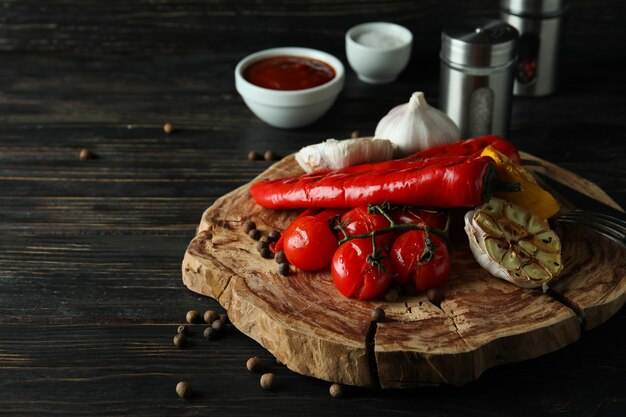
465,198,563,289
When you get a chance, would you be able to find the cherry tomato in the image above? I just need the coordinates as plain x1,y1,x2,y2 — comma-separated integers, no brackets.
391,208,447,230
339,206,395,249
271,209,343,254
282,215,338,271
390,230,450,291
331,238,393,300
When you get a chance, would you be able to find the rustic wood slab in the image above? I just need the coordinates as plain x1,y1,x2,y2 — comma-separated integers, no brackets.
181,152,626,388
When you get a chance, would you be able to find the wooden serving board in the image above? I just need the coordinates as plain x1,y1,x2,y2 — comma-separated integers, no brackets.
181,152,626,388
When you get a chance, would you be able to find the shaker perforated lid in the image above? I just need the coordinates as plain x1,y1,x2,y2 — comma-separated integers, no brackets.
441,18,518,68
501,0,569,17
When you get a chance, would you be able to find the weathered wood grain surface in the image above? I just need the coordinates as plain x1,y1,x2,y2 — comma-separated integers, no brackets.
1,0,625,416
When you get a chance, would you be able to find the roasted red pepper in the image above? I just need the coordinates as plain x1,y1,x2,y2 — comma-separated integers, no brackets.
250,155,496,209
415,135,521,163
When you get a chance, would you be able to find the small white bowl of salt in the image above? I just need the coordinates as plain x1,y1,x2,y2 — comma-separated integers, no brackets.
346,22,413,84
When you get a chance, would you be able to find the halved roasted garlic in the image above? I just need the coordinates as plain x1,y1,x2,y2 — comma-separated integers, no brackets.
464,197,563,288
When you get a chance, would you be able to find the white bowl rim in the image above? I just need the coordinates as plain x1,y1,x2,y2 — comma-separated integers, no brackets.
346,22,413,53
235,47,345,100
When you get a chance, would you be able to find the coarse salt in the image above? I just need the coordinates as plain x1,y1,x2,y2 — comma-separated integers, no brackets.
355,31,404,49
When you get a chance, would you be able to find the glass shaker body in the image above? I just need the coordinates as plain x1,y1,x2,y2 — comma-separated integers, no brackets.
501,0,569,96
439,19,518,139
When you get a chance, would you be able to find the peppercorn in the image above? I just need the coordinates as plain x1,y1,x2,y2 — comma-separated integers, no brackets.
260,373,277,390
426,288,445,305
203,326,218,340
177,325,187,335
79,148,92,160
329,383,344,398
243,220,256,233
186,310,201,324
277,262,290,276
274,250,286,264
260,246,273,259
259,235,271,244
203,310,219,324
248,229,261,240
163,122,173,134
176,381,192,399
248,150,261,161
211,319,225,333
219,312,229,324
371,307,385,322
173,333,187,348
268,230,281,241
264,150,276,161
246,356,263,373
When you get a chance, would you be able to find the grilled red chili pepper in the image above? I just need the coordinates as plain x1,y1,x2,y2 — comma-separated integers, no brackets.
250,135,519,210
250,155,496,209
299,135,517,176
415,135,521,163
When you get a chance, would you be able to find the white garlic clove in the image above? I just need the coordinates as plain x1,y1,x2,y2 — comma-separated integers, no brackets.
474,212,504,238
485,238,508,262
374,92,460,157
533,230,561,252
294,137,394,173
535,250,562,275
517,239,537,256
501,249,522,272
522,263,552,282
527,214,549,235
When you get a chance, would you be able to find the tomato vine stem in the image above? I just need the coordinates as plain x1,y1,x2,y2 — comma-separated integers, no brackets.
334,210,447,245
333,203,448,268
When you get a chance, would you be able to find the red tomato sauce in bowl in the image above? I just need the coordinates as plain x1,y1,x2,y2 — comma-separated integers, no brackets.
243,55,336,90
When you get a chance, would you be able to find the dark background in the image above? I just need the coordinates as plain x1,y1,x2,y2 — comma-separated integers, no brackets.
0,1,624,416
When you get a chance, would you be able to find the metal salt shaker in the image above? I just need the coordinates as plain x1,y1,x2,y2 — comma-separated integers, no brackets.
439,19,518,139
500,0,569,96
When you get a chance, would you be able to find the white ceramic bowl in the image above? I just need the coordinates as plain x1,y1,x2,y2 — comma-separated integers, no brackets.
235,47,345,129
346,22,413,84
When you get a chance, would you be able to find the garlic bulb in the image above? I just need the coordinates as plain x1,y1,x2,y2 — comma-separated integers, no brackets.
295,137,394,173
464,198,563,289
375,91,460,156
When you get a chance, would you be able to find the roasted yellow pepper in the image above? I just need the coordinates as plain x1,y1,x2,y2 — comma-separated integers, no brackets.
481,146,560,219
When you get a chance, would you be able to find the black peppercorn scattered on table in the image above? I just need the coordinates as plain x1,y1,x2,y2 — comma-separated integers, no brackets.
246,357,263,373
79,148,92,160
0,1,624,416
186,310,202,324
203,310,219,324
176,381,192,399
260,373,278,390
173,333,187,348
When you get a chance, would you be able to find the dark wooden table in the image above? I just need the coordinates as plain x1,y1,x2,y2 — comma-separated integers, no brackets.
1,1,624,416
